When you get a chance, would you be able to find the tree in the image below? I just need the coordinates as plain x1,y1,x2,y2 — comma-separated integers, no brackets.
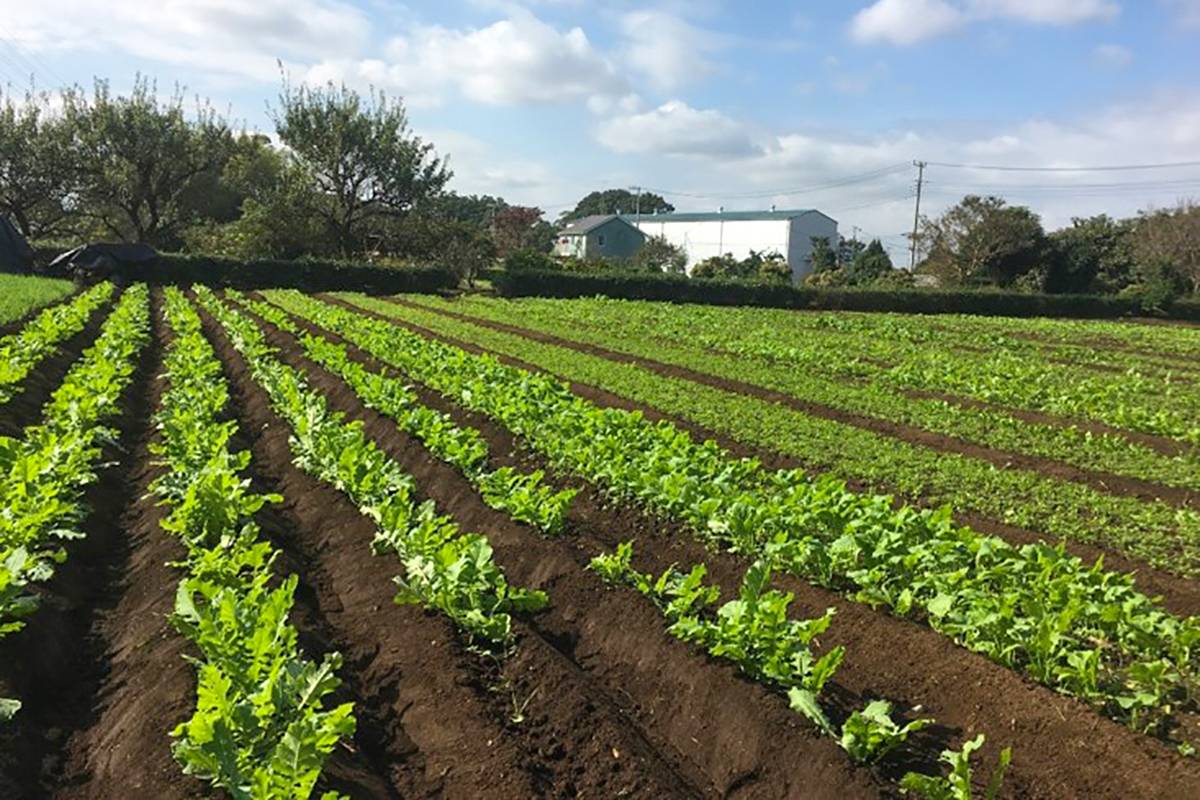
0,89,75,239
441,221,496,287
1044,215,1136,294
61,77,236,246
837,236,866,268
810,236,838,273
561,189,673,222
491,206,548,257
1133,201,1200,296
431,192,508,229
691,253,746,280
632,235,687,273
273,82,450,256
919,195,1045,287
845,239,894,284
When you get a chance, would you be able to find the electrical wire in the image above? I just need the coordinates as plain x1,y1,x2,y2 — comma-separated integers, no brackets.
926,159,1200,173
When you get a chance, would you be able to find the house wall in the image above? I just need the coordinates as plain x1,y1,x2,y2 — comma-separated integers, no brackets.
786,213,839,280
586,218,644,260
634,219,788,273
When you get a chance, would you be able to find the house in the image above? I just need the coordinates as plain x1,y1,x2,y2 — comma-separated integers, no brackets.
554,214,646,261
630,208,838,281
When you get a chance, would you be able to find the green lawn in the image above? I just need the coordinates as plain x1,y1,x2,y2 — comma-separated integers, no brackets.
0,273,76,325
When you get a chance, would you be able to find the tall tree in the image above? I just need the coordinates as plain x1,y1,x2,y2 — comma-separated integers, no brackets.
845,239,894,284
920,195,1045,287
561,189,673,222
632,235,687,273
1045,215,1136,294
62,77,235,246
1134,201,1200,296
0,89,75,239
273,82,450,255
491,206,548,257
810,236,838,273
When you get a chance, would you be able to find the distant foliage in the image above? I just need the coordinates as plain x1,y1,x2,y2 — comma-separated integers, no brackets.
560,189,674,222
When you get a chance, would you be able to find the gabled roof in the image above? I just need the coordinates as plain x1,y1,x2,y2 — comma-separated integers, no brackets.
624,209,836,224
558,214,634,236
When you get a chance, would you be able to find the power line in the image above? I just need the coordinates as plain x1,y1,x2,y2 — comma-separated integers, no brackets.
926,159,1200,173
639,163,911,201
0,33,71,90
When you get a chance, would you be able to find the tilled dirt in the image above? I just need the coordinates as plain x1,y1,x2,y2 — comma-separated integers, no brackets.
237,294,885,799
272,294,1200,799
0,290,190,799
360,295,1200,617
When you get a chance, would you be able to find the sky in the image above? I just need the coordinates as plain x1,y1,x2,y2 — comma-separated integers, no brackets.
4,0,1200,262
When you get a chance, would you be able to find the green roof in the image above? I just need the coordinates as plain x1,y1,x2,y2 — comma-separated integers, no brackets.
622,209,833,224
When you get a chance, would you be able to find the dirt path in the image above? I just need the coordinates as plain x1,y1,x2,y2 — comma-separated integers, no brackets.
324,294,1200,619
274,295,1200,799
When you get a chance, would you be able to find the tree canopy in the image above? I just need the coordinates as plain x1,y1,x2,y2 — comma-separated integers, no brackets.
561,189,673,222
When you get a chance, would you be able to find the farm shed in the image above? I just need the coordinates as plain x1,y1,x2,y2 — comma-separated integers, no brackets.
632,208,838,281
555,214,646,261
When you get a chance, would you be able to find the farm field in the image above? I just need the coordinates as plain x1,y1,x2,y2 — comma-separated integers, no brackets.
1,285,1198,799
0,274,77,327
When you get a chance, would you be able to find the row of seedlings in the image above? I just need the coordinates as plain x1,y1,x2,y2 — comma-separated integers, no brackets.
154,287,354,798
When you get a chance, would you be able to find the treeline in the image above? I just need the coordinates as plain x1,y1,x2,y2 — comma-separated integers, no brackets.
0,77,562,283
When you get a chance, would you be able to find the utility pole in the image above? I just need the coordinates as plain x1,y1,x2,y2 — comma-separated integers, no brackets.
630,185,642,225
909,160,926,270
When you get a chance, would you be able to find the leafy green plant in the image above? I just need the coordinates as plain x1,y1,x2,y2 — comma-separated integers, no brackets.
840,700,931,764
900,735,1012,800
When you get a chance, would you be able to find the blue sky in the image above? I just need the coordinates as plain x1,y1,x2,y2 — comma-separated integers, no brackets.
6,0,1200,260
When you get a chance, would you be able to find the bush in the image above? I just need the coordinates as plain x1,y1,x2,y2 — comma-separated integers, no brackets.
492,268,1200,321
108,253,455,293
504,249,559,272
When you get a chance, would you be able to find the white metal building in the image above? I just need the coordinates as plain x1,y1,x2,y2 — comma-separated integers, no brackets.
629,208,838,281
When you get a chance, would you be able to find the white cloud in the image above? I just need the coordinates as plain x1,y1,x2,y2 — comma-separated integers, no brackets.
851,0,966,45
305,11,628,108
595,101,763,158
852,0,1119,46
619,11,728,92
9,0,370,82
968,0,1119,24
1092,43,1133,66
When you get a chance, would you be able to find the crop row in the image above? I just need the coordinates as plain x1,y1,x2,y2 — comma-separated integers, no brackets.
0,285,149,720
438,294,1200,445
590,544,1011,798
194,287,545,646
236,290,1012,795
226,290,575,536
421,295,1200,493
351,295,1200,580
271,290,1198,748
153,287,354,798
0,282,114,406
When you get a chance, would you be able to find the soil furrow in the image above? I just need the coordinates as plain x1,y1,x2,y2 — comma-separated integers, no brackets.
291,295,1200,799
323,294,1200,618
51,289,202,799
194,294,581,799
0,291,117,438
0,290,157,799
246,295,886,800
393,298,1196,509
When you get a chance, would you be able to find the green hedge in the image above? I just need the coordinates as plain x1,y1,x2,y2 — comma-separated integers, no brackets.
102,253,455,294
493,268,1200,321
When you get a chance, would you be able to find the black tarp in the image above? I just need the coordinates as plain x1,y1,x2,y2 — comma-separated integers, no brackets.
49,242,158,279
0,216,34,273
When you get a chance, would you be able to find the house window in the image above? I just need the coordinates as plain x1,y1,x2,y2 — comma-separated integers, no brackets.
598,234,606,247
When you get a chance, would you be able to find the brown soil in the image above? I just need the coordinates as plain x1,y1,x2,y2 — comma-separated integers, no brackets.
194,294,740,799
0,290,190,798
0,291,115,437
399,298,1197,510
323,295,1200,622
276,295,1200,798
240,293,886,799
